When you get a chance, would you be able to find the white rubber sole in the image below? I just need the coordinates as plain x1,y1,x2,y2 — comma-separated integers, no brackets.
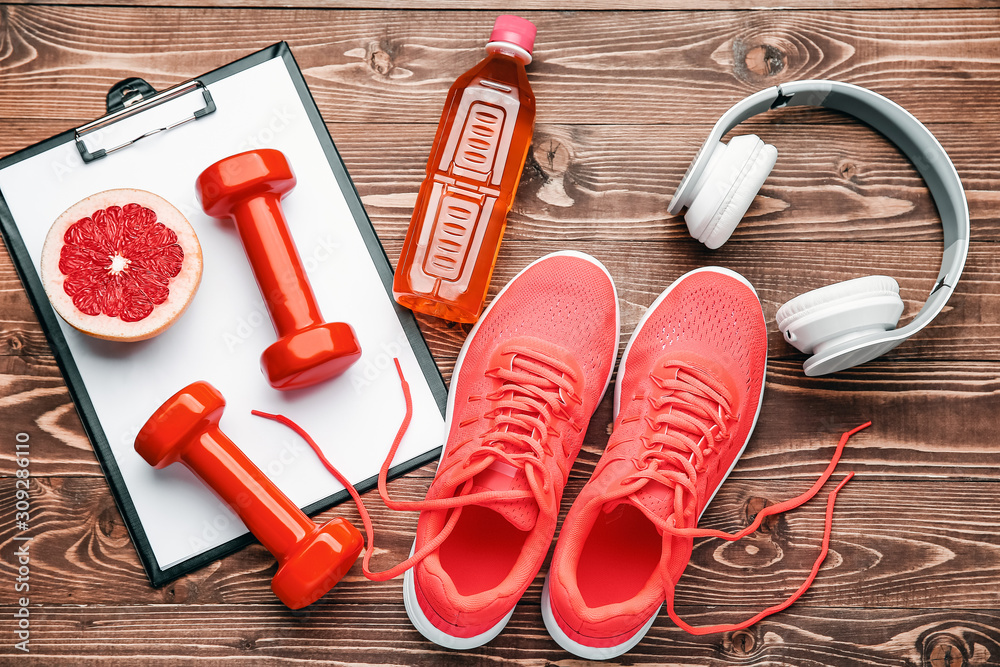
541,578,658,661
543,266,768,660
403,250,621,650
403,562,516,650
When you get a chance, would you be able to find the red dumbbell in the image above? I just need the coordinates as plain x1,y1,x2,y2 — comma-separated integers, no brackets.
196,149,361,391
134,380,363,609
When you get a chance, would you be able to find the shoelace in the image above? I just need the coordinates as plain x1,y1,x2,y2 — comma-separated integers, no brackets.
254,354,578,583
594,361,867,635
600,362,737,520
453,344,583,513
255,358,866,633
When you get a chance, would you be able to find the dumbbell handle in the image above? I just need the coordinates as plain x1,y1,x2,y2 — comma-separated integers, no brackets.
230,193,323,338
181,426,315,561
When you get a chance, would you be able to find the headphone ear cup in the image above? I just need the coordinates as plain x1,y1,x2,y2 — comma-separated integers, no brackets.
683,134,777,249
776,276,905,354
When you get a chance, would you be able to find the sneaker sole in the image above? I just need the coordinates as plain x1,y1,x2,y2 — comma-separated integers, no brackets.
403,546,517,650
543,266,767,660
404,250,621,649
541,577,659,661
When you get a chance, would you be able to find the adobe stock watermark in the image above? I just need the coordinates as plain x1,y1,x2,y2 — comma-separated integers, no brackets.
11,432,32,653
185,434,310,553
222,234,343,354
235,105,298,153
350,333,409,395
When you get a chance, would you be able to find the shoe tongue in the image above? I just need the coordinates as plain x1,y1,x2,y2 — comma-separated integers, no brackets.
469,460,538,531
633,480,679,525
603,478,678,534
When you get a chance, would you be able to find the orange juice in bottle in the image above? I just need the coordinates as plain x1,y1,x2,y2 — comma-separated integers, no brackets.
393,15,537,323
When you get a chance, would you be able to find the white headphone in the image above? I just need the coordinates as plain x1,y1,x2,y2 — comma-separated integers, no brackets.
668,80,970,377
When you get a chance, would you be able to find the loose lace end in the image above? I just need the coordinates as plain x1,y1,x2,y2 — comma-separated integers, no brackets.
663,422,868,635
663,421,869,542
253,359,497,583
252,358,423,582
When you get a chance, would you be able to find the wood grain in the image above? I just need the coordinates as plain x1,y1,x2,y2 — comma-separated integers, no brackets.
3,603,998,665
347,123,998,242
5,0,998,10
3,475,1000,611
5,239,1000,480
3,121,996,244
2,470,999,665
4,357,1000,481
0,593,998,664
1,2,998,665
6,239,1000,363
1,7,998,125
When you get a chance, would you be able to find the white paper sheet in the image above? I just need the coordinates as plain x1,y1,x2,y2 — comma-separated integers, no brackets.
0,58,444,570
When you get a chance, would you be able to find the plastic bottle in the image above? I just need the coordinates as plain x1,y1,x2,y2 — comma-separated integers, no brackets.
393,15,537,323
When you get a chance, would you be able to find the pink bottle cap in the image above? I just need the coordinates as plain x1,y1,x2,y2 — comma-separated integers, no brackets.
489,15,537,57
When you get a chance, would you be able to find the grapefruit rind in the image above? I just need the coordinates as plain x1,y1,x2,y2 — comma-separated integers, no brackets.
40,189,203,342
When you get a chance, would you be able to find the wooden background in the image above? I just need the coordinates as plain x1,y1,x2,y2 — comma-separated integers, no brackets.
1,1,999,665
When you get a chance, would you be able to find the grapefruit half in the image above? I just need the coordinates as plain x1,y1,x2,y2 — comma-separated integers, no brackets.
40,189,203,341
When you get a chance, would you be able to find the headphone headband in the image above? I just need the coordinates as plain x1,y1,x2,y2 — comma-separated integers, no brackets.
668,80,970,375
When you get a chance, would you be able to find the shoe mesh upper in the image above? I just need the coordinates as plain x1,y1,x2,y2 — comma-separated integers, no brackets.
459,255,621,411
619,271,765,407
545,268,767,650
413,252,620,637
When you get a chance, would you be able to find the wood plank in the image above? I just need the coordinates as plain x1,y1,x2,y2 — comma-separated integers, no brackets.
3,476,1000,611
0,601,998,663
0,238,51,360
0,7,997,125
1,353,1000,479
357,239,997,366
4,0,996,10
347,123,998,242
3,121,996,243
3,240,1000,478
3,240,999,363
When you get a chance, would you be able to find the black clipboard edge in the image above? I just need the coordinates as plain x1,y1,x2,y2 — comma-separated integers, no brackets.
0,42,448,589
0,182,163,584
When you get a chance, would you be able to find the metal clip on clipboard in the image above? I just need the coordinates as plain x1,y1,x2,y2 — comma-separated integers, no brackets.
74,77,217,163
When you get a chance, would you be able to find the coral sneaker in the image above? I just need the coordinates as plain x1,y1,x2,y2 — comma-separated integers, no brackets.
543,267,862,660
399,251,620,649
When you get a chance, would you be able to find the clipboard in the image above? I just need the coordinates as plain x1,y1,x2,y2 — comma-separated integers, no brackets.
0,43,447,586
